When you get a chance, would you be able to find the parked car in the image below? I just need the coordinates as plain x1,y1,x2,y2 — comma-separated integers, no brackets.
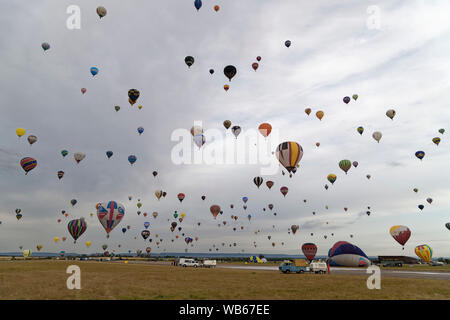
309,261,328,273
202,260,216,268
279,259,308,274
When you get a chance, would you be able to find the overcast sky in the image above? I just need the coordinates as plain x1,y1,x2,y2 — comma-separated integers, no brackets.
0,0,449,258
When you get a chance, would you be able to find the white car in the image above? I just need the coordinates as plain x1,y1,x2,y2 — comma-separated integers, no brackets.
202,260,217,268
309,261,328,274
179,258,200,268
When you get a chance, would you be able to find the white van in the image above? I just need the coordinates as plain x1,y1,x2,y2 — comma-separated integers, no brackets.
202,260,216,268
179,258,200,268
309,261,328,274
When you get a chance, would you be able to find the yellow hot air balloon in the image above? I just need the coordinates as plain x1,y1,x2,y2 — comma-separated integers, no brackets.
36,245,43,251
138,105,143,110
53,237,60,243
415,244,433,263
181,212,186,218
275,142,303,173
85,241,92,248
22,249,32,258
16,128,26,137
316,111,324,121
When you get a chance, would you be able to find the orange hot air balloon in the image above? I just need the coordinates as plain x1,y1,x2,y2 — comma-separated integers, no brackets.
224,84,230,92
214,5,220,11
210,205,221,219
316,110,324,121
258,123,272,138
62,237,67,242
252,62,259,71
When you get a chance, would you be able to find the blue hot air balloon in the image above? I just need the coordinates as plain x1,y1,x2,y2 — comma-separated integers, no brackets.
128,155,137,165
328,241,371,267
418,204,424,211
242,197,248,204
106,151,113,159
122,227,127,233
137,127,144,135
194,0,202,11
415,151,425,160
90,67,99,76
144,221,150,229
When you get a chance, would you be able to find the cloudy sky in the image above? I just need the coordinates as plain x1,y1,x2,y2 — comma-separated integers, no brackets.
0,0,449,258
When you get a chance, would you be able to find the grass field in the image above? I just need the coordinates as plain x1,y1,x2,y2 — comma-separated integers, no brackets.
0,260,449,300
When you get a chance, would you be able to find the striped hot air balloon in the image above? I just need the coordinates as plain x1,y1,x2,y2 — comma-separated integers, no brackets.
97,201,125,238
415,244,433,263
275,142,303,173
253,177,263,188
67,218,87,243
339,160,352,174
20,157,37,175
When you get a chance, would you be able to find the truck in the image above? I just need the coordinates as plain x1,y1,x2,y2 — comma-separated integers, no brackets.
309,261,328,273
279,259,308,273
279,259,328,274
202,259,217,268
178,258,200,268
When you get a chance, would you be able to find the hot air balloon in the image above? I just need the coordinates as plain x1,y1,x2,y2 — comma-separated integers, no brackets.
426,198,433,204
70,199,77,206
352,94,358,100
357,126,364,135
210,205,220,219
366,174,371,180
128,155,137,165
445,223,450,230
106,151,113,159
67,218,87,243
74,152,85,164
339,160,352,174
258,123,272,137
128,89,140,106
352,161,358,168
418,204,424,211
22,250,32,258
328,241,371,267
96,6,107,18
190,125,203,136
214,5,220,11
223,84,230,91
54,237,60,243
231,126,241,138
114,105,120,112
122,227,126,233
20,157,37,175
253,177,263,188
291,225,299,234
137,127,144,135
97,201,125,237
193,134,206,148
223,120,231,129
141,230,150,240
386,109,396,120
305,108,311,116
327,174,337,185
343,96,350,104
324,184,329,190
280,186,288,197
372,131,382,143
242,197,248,204
432,137,441,146
185,56,195,68
438,128,445,134
144,221,150,229
389,225,411,249
285,40,291,47
209,69,214,74
415,244,432,263
137,202,142,209
316,111,324,121
155,190,163,200
302,243,317,262
41,43,50,51
415,151,425,160
90,67,99,76
275,142,303,173
61,150,68,158
252,62,259,71
266,181,274,190
102,244,108,251
81,88,86,94
413,188,418,193
224,65,237,81
27,135,37,145
194,0,202,11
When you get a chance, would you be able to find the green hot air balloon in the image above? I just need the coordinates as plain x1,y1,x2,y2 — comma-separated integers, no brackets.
352,94,358,101
339,160,352,174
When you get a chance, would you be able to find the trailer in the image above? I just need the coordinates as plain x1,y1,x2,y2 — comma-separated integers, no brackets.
202,260,216,268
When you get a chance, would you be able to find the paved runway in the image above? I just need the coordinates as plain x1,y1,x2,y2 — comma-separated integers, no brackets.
217,265,450,280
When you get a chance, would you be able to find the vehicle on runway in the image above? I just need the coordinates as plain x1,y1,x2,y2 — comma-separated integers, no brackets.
279,259,328,274
177,258,200,268
309,261,328,273
202,260,216,268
